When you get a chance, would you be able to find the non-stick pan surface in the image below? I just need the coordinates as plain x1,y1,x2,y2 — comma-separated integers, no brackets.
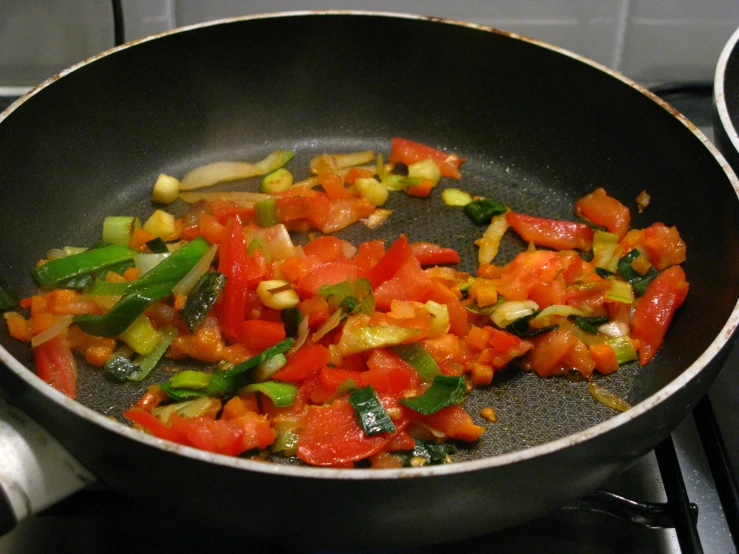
1,12,738,546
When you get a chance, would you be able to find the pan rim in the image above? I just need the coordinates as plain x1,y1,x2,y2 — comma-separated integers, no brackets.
714,26,739,158
2,10,739,481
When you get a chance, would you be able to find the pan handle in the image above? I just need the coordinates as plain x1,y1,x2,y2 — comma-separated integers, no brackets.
0,396,95,536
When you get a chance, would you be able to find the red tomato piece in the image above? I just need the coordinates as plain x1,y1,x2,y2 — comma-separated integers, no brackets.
410,242,461,265
297,397,403,466
407,179,434,197
210,200,256,225
527,328,582,377
389,137,465,179
353,240,385,273
574,188,630,239
297,262,359,296
168,413,245,456
373,255,434,311
418,406,484,442
230,412,277,452
428,281,470,336
495,250,562,301
122,407,188,445
640,223,687,271
487,328,534,370
366,235,412,288
275,194,331,230
198,212,227,245
631,265,689,365
302,236,348,263
506,211,593,251
318,170,350,200
33,334,78,399
273,344,330,382
319,366,364,391
343,167,374,185
241,320,286,352
319,198,376,234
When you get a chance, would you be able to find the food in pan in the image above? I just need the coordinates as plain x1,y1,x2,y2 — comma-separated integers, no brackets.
1,138,688,467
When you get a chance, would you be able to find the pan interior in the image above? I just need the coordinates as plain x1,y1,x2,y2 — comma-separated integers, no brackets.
1,13,737,463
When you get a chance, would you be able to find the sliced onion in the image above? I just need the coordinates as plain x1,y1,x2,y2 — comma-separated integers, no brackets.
490,300,538,328
475,211,510,265
179,150,294,190
31,315,74,348
179,191,272,205
172,244,218,296
312,309,343,342
361,208,392,229
588,382,631,412
246,224,296,260
134,252,171,276
597,320,630,338
341,241,358,260
288,316,310,356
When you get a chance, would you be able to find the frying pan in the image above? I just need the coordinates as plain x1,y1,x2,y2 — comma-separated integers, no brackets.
1,12,739,547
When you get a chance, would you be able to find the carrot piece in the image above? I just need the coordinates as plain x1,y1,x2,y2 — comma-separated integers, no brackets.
129,228,155,251
466,326,492,352
407,179,434,197
590,342,620,375
30,312,55,335
85,339,117,367
4,312,32,341
123,267,141,281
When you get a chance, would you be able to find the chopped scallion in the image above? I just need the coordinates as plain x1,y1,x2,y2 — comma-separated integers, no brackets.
348,386,396,435
462,198,508,225
399,374,467,415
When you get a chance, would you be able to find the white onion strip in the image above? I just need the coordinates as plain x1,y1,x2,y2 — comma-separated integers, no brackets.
172,244,219,296
31,315,74,348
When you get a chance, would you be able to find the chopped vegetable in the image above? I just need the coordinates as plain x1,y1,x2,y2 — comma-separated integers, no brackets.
152,173,180,204
179,272,227,332
463,198,508,225
348,385,396,435
6,139,689,469
0,279,18,311
400,374,467,415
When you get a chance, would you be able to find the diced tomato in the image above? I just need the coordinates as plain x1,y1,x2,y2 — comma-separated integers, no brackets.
299,295,331,328
410,242,461,265
302,236,349,263
33,334,78,399
123,407,188,444
417,406,484,442
366,235,413,288
218,217,248,344
297,397,404,466
495,250,562,301
407,179,434,197
280,256,317,283
318,170,349,200
241,320,286,352
506,211,593,251
574,188,630,239
297,262,359,296
272,344,330,382
373,255,434,311
389,137,465,179
362,349,420,396
640,223,687,271
319,198,376,234
210,200,256,225
343,167,374,185
230,411,277,452
527,328,582,377
275,194,331,230
198,212,227,245
168,413,246,456
353,240,385,273
319,366,364,392
631,265,689,365
427,281,470,336
527,275,566,308
486,328,533,370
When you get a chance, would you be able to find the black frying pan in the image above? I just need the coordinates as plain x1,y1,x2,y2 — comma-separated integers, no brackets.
1,12,738,547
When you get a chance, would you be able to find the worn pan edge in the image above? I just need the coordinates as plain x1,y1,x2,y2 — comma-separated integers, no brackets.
1,10,739,481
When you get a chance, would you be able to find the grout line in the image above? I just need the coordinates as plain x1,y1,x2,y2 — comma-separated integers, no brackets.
614,0,631,72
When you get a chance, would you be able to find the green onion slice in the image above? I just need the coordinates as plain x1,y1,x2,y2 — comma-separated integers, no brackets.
391,343,440,383
348,386,396,435
399,374,467,416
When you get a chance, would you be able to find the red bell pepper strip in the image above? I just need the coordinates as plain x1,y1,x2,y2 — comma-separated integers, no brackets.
506,211,594,251
272,344,330,382
218,216,248,344
410,242,461,265
366,234,413,288
33,334,78,399
389,138,465,179
574,188,630,239
122,407,188,445
631,265,689,365
241,320,286,352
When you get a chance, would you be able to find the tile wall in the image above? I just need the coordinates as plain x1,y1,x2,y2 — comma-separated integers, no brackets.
0,0,737,90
